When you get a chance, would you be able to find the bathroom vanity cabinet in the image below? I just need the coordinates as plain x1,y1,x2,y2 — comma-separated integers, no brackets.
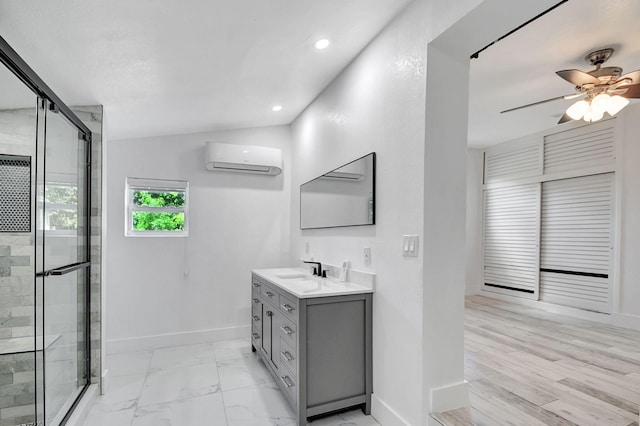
251,270,373,425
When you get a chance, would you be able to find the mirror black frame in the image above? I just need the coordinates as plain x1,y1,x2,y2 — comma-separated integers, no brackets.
300,152,376,230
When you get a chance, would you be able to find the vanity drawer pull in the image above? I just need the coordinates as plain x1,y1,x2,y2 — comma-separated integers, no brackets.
265,291,274,297
253,283,261,288
253,298,260,304
280,375,294,388
281,303,293,312
266,310,273,317
252,315,260,322
252,333,260,340
281,351,294,362
281,325,293,335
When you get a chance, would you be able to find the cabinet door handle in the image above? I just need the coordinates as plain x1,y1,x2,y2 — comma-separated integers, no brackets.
253,298,260,304
253,283,261,288
281,325,293,335
265,291,274,297
281,351,293,362
252,315,260,322
280,375,294,388
252,333,260,340
266,310,273,317
281,303,293,312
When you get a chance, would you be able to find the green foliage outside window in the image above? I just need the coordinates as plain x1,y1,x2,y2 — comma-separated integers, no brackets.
46,185,78,230
132,212,184,231
46,186,78,204
133,191,185,208
132,191,185,231
49,209,77,230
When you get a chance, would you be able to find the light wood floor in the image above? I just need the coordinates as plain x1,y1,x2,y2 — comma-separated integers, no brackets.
432,295,640,426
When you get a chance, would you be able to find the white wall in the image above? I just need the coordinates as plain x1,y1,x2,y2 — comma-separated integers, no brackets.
618,102,640,318
465,149,484,295
105,125,291,351
466,103,640,326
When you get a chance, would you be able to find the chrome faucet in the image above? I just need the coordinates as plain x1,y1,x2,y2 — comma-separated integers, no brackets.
303,260,323,277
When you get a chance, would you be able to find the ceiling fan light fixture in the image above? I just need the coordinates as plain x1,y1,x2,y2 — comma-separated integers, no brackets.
566,99,589,120
607,95,630,116
591,93,612,114
583,105,604,123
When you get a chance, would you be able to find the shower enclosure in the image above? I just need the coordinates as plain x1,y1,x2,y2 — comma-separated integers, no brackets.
0,36,92,425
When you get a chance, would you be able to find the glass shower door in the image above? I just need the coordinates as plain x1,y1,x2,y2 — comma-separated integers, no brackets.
35,100,89,425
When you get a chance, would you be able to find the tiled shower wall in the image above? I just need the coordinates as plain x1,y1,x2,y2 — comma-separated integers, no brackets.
0,108,36,341
71,105,103,386
0,107,37,426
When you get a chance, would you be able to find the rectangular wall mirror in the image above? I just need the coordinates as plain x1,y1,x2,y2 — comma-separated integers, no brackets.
300,152,376,230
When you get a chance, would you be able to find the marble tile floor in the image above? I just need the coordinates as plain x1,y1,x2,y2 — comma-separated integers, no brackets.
82,339,379,426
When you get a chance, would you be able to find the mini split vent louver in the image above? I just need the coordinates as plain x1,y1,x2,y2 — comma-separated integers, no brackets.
205,142,282,176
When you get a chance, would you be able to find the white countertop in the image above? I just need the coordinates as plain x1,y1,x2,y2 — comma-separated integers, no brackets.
252,267,374,299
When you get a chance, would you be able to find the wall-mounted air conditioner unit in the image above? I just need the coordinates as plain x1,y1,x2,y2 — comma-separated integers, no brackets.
205,142,282,176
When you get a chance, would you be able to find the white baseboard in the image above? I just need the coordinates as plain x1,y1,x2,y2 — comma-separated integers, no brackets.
430,380,468,413
371,393,411,426
100,368,108,395
65,384,98,426
106,325,251,354
479,289,640,331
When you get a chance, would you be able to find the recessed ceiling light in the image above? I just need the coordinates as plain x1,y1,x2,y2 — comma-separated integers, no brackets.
272,105,282,112
314,39,330,50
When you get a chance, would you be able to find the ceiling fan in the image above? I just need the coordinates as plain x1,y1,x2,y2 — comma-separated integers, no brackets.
501,48,640,124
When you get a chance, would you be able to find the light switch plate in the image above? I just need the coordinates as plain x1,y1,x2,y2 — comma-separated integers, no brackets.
403,235,419,257
363,247,371,265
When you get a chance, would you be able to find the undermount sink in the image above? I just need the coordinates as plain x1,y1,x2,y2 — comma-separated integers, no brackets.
269,269,358,295
275,273,310,279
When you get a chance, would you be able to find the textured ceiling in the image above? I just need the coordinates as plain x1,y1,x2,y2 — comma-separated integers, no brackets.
468,0,640,148
0,0,411,140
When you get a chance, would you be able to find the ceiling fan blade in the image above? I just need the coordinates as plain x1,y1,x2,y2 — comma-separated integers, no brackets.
500,94,575,114
619,83,640,98
558,112,573,124
616,69,640,85
564,93,585,100
556,69,600,86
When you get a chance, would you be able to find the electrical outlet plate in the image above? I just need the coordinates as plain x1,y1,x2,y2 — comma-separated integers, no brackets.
363,247,371,265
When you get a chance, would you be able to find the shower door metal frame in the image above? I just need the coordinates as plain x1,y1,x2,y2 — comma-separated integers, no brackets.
0,33,93,425
0,35,91,139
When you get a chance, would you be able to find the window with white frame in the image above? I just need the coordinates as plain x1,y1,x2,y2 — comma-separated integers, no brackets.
125,177,189,237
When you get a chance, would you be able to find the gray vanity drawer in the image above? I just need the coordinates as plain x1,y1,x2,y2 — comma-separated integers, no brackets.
251,324,261,346
278,363,297,406
279,315,297,348
251,279,263,293
261,283,280,305
279,338,297,376
251,304,261,325
279,293,298,324
251,295,261,308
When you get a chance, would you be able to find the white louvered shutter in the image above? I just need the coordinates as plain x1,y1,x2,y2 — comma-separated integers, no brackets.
544,120,615,174
540,173,614,313
485,142,541,183
483,183,540,298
